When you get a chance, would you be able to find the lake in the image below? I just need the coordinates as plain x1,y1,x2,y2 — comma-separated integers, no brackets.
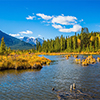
0,55,100,99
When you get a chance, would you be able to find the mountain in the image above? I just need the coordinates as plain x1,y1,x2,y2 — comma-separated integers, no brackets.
0,30,34,50
21,37,44,45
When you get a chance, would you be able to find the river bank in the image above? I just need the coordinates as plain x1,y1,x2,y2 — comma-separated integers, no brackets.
35,51,100,55
0,53,51,71
0,51,100,71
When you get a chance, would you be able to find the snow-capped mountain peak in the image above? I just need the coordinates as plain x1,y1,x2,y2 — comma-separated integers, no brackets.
21,37,44,45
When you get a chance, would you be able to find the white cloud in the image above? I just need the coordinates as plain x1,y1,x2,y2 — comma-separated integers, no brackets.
79,19,83,22
52,15,77,25
26,13,83,33
9,33,20,37
52,24,63,29
26,15,35,20
36,13,52,20
19,30,33,34
59,24,82,33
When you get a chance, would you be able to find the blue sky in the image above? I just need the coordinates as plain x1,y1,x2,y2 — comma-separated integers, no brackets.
0,0,100,40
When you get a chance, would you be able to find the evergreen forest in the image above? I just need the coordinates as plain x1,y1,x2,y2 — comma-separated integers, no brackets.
36,29,100,53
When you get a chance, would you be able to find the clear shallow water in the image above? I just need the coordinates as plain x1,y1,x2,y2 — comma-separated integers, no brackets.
0,55,100,100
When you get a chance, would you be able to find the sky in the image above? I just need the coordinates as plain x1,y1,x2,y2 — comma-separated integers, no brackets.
0,0,100,40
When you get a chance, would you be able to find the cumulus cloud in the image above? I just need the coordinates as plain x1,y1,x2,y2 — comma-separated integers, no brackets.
26,13,83,33
26,15,35,20
36,13,52,20
19,30,33,34
9,33,20,37
52,15,77,25
52,24,63,29
59,24,82,33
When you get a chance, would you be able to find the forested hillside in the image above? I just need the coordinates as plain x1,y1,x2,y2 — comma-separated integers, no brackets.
0,30,34,50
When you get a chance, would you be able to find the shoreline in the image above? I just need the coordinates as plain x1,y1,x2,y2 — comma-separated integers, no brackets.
35,52,100,55
0,54,51,71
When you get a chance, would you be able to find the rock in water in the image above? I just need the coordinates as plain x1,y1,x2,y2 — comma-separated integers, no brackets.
52,87,55,91
70,85,73,91
73,83,76,90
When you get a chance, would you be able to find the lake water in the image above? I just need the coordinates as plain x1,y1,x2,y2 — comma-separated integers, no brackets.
0,55,100,99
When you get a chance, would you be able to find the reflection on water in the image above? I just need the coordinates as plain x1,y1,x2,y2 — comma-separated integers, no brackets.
0,69,41,77
0,55,100,100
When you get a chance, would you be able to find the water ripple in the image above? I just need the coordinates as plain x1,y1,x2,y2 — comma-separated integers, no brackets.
0,55,100,99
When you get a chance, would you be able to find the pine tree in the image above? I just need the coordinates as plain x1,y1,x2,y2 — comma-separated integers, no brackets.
60,35,63,51
67,37,70,51
0,37,6,54
50,39,54,52
90,42,93,52
63,37,66,50
65,36,67,49
60,35,65,51
38,42,42,52
42,40,48,52
36,39,39,51
73,36,77,51
82,44,85,52
54,37,60,52
67,37,72,52
86,44,90,52
95,37,98,51
69,37,72,52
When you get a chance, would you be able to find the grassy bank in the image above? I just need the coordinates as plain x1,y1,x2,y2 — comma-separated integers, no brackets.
0,53,51,71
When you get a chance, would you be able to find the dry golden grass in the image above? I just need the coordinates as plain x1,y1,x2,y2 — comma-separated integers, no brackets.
0,53,51,70
74,55,78,58
97,57,100,62
74,55,97,66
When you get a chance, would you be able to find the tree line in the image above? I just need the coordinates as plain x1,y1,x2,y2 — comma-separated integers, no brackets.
1,28,100,54
36,31,100,53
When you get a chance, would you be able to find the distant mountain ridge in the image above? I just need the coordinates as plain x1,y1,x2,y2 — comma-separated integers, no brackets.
21,37,44,45
0,30,34,50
